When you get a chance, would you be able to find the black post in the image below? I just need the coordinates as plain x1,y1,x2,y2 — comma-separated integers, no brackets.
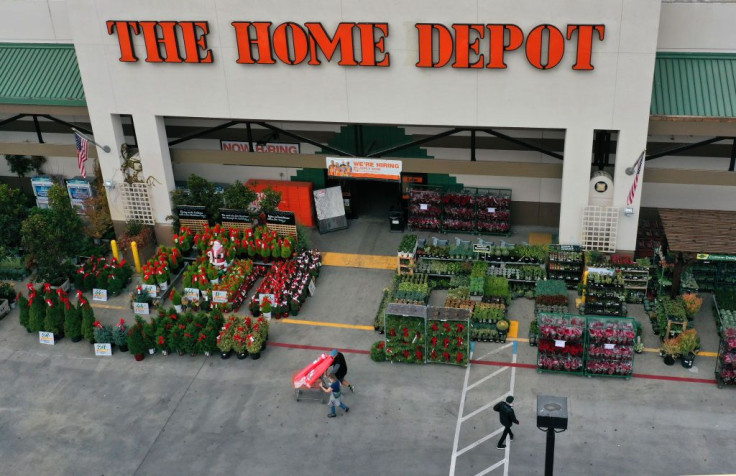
545,430,556,476
471,129,476,162
32,115,44,143
246,122,254,153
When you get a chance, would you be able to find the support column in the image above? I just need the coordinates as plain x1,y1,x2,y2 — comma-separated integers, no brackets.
87,112,127,223
132,114,176,244
558,128,593,245
613,128,649,252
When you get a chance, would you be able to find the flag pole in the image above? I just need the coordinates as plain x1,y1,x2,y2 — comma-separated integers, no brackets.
72,128,111,153
625,150,646,175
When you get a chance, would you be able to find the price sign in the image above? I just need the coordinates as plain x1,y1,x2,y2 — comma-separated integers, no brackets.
94,343,112,356
472,244,492,254
39,331,55,345
141,284,158,298
604,343,615,350
487,207,496,213
554,340,566,348
134,302,150,315
420,204,428,211
92,288,108,301
308,279,316,296
184,288,200,300
212,291,228,303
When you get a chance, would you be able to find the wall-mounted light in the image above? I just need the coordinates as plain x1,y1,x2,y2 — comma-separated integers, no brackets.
624,207,635,216
103,180,114,190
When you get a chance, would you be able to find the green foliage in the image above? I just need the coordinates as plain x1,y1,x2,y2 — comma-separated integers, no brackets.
484,276,510,303
396,273,429,302
28,297,46,333
223,180,257,211
258,187,282,213
44,303,65,336
127,319,146,356
295,224,311,252
535,280,569,297
18,294,30,330
63,305,82,340
171,174,224,226
398,235,417,254
93,324,113,344
447,287,469,300
370,340,387,362
81,304,96,343
470,261,488,278
4,154,46,177
0,184,31,251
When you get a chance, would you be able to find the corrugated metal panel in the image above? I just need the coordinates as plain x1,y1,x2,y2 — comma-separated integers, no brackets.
0,43,86,106
651,53,736,118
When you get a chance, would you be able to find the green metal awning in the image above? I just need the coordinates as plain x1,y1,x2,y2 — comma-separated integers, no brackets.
651,52,736,118
0,43,85,106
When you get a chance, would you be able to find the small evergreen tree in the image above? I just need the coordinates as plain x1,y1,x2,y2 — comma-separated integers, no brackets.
44,301,65,336
63,305,82,341
81,303,96,343
28,297,46,333
18,294,30,330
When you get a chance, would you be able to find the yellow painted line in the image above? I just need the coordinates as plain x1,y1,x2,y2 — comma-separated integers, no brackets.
509,337,529,343
642,347,717,357
508,320,519,338
280,318,375,331
90,303,127,310
322,252,396,270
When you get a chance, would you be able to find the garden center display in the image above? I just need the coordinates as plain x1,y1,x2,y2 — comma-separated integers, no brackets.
547,244,583,288
581,270,627,316
537,313,585,375
534,280,569,314
713,289,736,387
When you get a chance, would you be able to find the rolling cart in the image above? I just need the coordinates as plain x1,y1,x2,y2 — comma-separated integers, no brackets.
293,352,335,402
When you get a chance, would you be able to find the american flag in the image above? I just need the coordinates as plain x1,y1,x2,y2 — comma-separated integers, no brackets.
626,150,646,206
75,132,88,178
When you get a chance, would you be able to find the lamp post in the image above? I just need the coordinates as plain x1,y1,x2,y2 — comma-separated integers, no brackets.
536,395,568,476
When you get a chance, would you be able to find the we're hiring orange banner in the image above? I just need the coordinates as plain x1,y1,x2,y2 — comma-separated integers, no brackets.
326,157,402,181
107,21,605,71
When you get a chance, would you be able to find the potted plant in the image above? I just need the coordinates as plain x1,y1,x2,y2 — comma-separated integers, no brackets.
28,294,46,333
112,318,128,352
80,302,96,344
127,320,146,361
528,320,539,347
678,329,699,368
63,304,83,342
661,337,680,366
370,341,387,362
260,296,272,319
155,321,170,355
0,282,16,309
18,294,30,332
93,321,113,346
217,320,235,359
246,333,263,360
44,298,65,340
233,327,248,359
171,289,183,313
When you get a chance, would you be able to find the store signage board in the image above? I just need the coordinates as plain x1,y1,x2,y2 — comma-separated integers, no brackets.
66,179,92,214
92,289,108,301
221,140,300,154
587,267,614,275
39,331,55,345
326,157,402,182
134,302,150,315
94,344,112,356
184,288,200,300
697,253,736,262
31,177,54,209
556,245,582,252
107,21,605,71
141,284,158,298
177,205,208,220
473,244,492,254
219,208,252,224
266,211,296,226
212,290,228,303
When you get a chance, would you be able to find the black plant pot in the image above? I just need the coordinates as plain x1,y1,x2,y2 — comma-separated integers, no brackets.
119,344,129,353
664,354,676,366
681,353,695,368
529,333,539,347
220,350,232,359
70,335,83,343
236,352,248,360
250,351,261,360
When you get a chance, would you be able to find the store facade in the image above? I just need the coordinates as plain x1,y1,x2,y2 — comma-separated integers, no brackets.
0,0,734,252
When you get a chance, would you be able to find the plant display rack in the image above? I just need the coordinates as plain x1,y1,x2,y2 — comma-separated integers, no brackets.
585,317,635,378
407,185,512,235
537,313,635,378
655,296,688,340
619,266,650,304
397,234,418,275
547,245,583,288
537,313,585,375
382,303,470,367
635,216,665,260
581,270,627,316
686,255,736,293
471,300,509,343
534,280,569,314
713,293,736,388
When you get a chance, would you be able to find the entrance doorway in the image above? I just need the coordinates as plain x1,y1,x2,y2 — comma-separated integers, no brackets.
326,178,402,220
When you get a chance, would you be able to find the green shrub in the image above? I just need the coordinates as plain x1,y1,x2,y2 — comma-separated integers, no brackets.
63,306,82,340
18,294,30,330
81,304,96,343
44,302,65,336
370,340,387,362
28,298,46,333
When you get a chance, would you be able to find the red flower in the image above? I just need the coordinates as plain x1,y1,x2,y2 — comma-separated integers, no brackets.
158,336,165,345
403,350,410,358
456,352,464,363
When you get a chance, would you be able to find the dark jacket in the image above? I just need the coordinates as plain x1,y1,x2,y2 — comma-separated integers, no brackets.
332,352,348,380
498,402,519,427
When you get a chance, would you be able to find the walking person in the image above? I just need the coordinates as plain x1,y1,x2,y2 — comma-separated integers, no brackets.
321,373,350,418
494,396,519,449
329,349,354,392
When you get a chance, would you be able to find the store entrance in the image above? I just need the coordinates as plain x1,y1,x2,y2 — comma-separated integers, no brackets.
327,179,402,220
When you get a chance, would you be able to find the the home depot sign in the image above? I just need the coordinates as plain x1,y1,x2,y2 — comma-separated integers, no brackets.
107,21,605,70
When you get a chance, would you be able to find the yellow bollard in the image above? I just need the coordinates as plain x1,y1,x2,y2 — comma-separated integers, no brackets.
111,240,120,261
131,241,142,274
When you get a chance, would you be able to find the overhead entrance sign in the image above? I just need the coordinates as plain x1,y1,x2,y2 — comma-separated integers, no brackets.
326,157,402,182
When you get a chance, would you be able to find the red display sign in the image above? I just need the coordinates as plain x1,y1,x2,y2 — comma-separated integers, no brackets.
107,20,605,71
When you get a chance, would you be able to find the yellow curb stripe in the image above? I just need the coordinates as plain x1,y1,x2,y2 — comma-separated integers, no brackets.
322,252,396,270
642,347,717,357
280,318,375,331
509,337,529,343
90,303,127,310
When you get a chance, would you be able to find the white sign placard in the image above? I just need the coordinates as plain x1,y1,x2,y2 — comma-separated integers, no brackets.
184,288,200,300
92,288,108,301
39,331,55,345
134,302,150,315
308,279,316,297
487,207,496,213
420,203,428,211
604,343,615,350
212,290,228,303
94,343,112,356
554,340,566,348
141,284,158,298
